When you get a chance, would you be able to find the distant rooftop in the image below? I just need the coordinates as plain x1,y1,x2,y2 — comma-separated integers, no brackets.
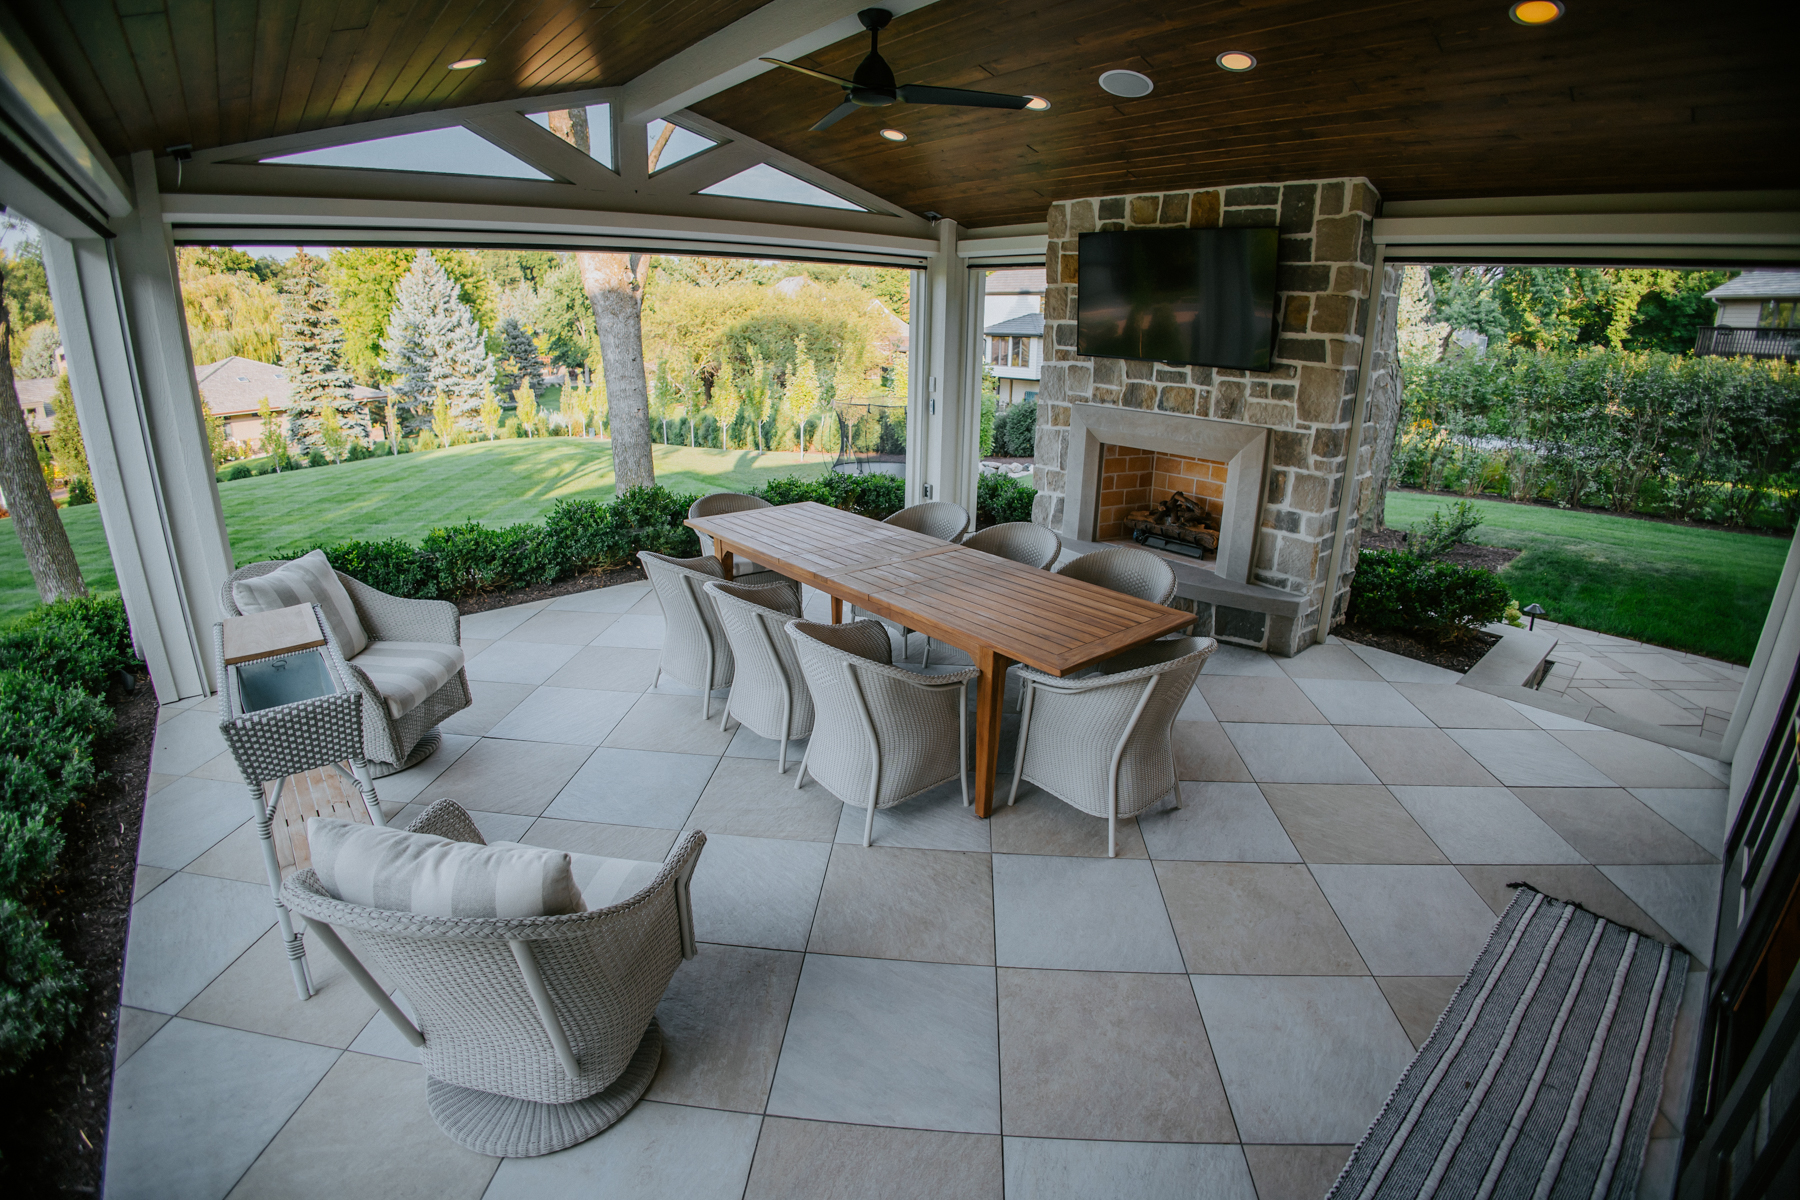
194,356,382,416
1706,270,1800,300
985,267,1046,296
985,312,1045,338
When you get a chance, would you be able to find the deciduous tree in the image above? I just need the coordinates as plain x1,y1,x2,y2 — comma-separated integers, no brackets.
0,269,84,603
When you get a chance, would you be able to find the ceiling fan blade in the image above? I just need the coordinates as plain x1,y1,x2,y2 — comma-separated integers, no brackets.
760,58,857,88
811,99,863,131
895,83,1031,110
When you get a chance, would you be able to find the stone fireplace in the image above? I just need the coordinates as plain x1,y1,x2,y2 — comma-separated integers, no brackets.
1094,447,1225,545
1032,176,1380,656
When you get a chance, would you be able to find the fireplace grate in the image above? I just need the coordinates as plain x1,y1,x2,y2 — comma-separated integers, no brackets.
1122,490,1219,558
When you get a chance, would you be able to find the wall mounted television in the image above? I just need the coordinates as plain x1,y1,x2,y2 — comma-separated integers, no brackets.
1076,228,1279,371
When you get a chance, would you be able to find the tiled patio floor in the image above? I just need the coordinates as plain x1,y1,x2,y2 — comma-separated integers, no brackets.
1529,619,1745,746
111,581,1728,1199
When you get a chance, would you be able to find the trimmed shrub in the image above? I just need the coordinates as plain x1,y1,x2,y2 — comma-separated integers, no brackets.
65,477,95,505
0,593,138,696
749,472,905,519
223,464,253,482
976,473,1037,527
0,897,84,1074
1347,549,1512,643
993,402,1037,458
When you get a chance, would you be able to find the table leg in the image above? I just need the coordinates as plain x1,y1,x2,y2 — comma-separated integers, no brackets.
718,548,734,581
831,596,843,624
972,649,1011,818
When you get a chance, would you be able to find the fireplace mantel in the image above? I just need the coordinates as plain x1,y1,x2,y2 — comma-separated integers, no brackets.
1062,403,1269,584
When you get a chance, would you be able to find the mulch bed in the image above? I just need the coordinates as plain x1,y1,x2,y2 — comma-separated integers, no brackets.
454,566,648,616
0,673,156,1196
1360,527,1520,572
1335,624,1501,674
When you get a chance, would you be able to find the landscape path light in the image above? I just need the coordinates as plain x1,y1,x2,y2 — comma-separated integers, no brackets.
1522,602,1545,632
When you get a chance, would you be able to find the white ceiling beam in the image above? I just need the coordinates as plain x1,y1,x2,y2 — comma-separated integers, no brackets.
617,0,944,126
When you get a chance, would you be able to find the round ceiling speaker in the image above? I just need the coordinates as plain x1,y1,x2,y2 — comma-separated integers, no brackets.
1098,70,1154,98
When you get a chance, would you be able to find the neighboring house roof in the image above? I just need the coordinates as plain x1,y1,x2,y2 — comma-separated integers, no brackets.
13,376,58,432
986,267,1046,296
1706,270,1800,300
985,312,1044,338
193,356,382,417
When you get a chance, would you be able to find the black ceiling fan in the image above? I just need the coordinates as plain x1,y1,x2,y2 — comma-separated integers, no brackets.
760,8,1035,131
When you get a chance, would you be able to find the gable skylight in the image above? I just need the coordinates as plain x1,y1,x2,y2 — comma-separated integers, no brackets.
647,119,717,172
528,104,612,169
262,127,551,180
699,164,865,211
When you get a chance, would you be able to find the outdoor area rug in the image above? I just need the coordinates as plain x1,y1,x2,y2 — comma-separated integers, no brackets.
1328,888,1688,1200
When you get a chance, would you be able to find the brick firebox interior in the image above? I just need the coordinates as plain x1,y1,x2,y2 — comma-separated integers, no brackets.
1094,444,1230,542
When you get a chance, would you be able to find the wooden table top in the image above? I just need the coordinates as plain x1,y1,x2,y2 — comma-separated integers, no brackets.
688,502,1192,676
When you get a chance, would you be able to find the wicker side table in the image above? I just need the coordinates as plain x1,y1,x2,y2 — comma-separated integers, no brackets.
215,603,385,1000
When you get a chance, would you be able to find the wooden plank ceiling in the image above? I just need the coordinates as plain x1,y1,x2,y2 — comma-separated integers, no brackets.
16,1,1800,227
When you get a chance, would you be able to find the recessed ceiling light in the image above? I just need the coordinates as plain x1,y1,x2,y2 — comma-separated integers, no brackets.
448,57,486,70
1215,51,1257,72
1024,95,1052,111
879,128,908,142
1098,70,1154,99
1509,1,1564,24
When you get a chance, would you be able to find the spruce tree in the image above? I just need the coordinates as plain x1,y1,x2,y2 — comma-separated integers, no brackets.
497,317,542,395
381,249,494,433
278,249,365,451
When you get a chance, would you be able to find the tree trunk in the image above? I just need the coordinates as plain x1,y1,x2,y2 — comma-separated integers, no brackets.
580,252,656,492
0,280,87,604
1363,263,1405,534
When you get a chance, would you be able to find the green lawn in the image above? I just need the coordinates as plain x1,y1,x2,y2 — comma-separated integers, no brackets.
1382,491,1790,664
0,439,832,623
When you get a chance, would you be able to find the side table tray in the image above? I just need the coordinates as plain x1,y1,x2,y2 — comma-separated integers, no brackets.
215,603,385,1000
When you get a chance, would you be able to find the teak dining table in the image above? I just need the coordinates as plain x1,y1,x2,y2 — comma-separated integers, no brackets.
685,501,1194,818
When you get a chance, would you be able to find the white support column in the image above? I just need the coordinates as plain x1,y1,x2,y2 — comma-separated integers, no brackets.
38,152,233,702
918,218,981,516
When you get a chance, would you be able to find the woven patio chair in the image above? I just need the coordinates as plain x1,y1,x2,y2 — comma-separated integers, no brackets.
785,618,979,846
688,491,787,581
1055,544,1178,605
1009,635,1217,857
855,500,971,659
223,554,471,776
638,550,741,720
704,578,810,770
918,521,1062,668
281,799,705,1158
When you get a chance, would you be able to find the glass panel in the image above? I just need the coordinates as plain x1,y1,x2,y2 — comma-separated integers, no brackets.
262,127,551,180
647,119,717,172
699,164,864,210
528,104,612,168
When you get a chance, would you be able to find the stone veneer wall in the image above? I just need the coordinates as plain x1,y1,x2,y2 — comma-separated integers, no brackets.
1033,178,1381,652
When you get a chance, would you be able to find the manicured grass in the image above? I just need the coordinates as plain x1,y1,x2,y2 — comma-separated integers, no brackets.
1382,491,1791,664
0,439,833,623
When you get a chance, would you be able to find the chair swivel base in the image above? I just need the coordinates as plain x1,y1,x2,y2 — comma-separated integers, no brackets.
369,728,442,778
425,1021,662,1157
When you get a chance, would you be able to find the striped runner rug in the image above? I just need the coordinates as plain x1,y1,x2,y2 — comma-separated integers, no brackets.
1327,888,1688,1200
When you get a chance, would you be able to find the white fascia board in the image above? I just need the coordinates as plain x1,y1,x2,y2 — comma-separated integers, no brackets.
957,226,1048,260
1373,211,1800,248
617,0,946,126
159,193,938,265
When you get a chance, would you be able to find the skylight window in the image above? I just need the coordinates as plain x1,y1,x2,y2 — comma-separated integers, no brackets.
262,127,551,180
647,119,717,172
528,104,612,169
699,164,865,211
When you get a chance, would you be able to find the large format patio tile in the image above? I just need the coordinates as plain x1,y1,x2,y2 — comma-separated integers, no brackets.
458,604,540,640
484,1101,760,1200
423,737,592,817
1241,1145,1357,1200
224,1051,498,1199
1191,974,1416,1144
1003,1138,1256,1200
988,789,1149,858
1337,725,1502,786
1260,784,1447,865
483,684,638,745
149,708,228,776
833,781,991,852
589,613,667,648
500,608,618,645
462,639,581,685
1223,723,1380,784
1599,864,1721,965
1392,682,1537,728
1196,675,1327,724
808,844,995,965
543,746,717,828
1293,678,1433,727
1377,976,1465,1048
993,854,1184,972
1389,785,1583,864
649,944,802,1113
1444,728,1617,787
604,691,737,755
180,926,377,1049
1550,730,1726,788
1173,720,1256,781
135,776,250,871
999,967,1236,1142
1511,787,1717,864
688,760,846,842
767,954,1000,1133
1277,643,1384,680
1155,861,1365,975
106,1018,338,1200
1629,788,1728,857
364,732,476,807
121,871,275,1014
437,679,535,736
1455,864,1672,942
1138,782,1301,862
547,581,652,612
747,1119,1002,1200
1310,864,1496,976
1201,643,1287,677
686,834,830,951
544,645,663,691
520,816,678,862
1340,640,1460,684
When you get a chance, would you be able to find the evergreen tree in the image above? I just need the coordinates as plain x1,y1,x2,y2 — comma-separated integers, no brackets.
479,385,502,441
19,323,59,378
278,249,365,451
497,317,543,395
513,380,538,434
381,249,495,433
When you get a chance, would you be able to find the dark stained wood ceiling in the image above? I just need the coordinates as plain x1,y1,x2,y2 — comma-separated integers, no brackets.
14,0,766,154
692,0,1800,226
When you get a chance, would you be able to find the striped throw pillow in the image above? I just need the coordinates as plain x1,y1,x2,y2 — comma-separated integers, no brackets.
307,818,585,918
233,550,371,659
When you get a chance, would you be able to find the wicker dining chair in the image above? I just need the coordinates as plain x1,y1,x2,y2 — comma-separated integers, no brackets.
785,619,979,846
1055,544,1179,605
222,556,472,776
638,551,745,720
704,578,810,770
281,799,704,1158
917,521,1063,668
688,492,786,581
1009,635,1218,857
855,500,972,659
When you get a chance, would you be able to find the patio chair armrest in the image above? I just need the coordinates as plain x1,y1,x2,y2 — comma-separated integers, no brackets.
405,798,487,844
663,830,706,959
339,572,461,645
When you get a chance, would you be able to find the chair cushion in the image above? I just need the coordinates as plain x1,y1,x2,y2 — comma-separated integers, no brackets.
350,641,466,718
307,818,584,918
234,550,371,658
491,844,661,911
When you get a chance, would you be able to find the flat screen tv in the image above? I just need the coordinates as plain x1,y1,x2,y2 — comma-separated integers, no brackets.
1076,228,1279,371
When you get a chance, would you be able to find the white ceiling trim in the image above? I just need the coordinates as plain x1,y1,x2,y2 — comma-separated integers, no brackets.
1374,211,1800,265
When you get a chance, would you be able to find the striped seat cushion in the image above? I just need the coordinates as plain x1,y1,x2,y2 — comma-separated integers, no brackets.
306,818,584,918
233,550,371,658
350,642,465,718
491,844,662,911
